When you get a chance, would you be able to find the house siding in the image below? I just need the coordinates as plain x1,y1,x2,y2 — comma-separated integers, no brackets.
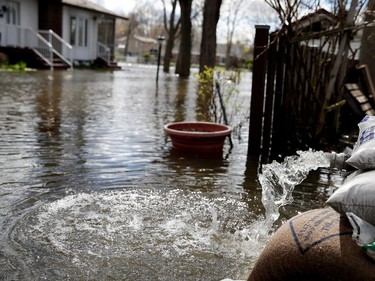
22,0,39,30
0,0,38,30
0,0,38,47
62,6,96,61
1,0,125,67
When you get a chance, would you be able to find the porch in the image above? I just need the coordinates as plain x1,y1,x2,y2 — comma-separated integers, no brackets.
0,24,118,70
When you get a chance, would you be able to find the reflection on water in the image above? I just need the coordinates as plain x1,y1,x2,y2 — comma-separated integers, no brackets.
0,65,344,280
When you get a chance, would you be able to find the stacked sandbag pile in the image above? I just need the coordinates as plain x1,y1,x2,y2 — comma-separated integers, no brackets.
247,120,375,281
326,115,375,260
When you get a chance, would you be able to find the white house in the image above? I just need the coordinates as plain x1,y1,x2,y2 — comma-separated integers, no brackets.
0,0,127,69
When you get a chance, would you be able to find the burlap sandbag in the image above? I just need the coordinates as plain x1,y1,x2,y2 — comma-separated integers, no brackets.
247,208,375,281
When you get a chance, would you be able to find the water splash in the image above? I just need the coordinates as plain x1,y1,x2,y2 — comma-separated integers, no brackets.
12,188,263,280
259,150,330,232
7,150,339,280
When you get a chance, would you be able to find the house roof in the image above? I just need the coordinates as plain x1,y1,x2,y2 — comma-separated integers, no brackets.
62,0,128,20
216,43,242,57
134,35,157,44
293,8,337,32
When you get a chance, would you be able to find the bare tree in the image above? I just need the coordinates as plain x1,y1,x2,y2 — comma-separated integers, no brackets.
123,3,162,57
222,0,244,69
199,0,223,73
196,0,223,122
175,0,193,77
315,0,368,136
141,4,164,38
161,0,181,73
123,12,140,57
263,0,370,149
264,0,302,28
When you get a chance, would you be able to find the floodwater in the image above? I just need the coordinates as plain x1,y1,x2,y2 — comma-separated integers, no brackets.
0,64,344,280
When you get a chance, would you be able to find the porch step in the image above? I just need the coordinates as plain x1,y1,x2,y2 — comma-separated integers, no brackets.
94,57,121,70
34,51,70,70
0,46,70,70
344,83,375,116
1,46,119,70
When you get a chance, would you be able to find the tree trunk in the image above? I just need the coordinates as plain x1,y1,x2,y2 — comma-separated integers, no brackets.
175,0,192,77
225,41,232,69
163,0,180,73
123,14,139,59
199,0,223,73
163,37,175,73
224,0,243,69
124,27,132,57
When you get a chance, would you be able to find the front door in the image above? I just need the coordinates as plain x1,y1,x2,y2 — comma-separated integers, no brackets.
97,16,115,54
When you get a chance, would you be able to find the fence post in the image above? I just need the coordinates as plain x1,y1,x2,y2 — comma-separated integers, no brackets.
261,32,277,161
247,25,269,159
271,35,287,159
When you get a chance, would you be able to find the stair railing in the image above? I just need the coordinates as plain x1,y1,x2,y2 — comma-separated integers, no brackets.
39,29,73,69
24,28,54,70
0,23,72,70
97,41,111,65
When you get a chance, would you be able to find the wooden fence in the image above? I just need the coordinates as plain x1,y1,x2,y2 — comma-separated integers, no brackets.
247,25,369,162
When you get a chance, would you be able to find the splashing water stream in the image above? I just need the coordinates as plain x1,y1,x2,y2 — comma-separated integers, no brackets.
6,150,337,280
9,188,265,280
258,150,332,233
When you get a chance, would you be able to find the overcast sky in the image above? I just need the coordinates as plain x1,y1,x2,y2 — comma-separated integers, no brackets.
92,0,160,16
89,0,278,44
88,0,366,44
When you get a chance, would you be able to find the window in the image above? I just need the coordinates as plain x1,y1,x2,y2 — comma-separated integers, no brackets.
84,19,88,46
70,17,76,45
6,1,20,25
70,16,88,47
78,17,83,46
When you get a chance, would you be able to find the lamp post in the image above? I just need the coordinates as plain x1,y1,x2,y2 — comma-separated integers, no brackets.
156,35,165,83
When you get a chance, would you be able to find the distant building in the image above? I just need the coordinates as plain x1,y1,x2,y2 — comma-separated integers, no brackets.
117,34,159,63
292,8,337,34
291,8,361,59
172,41,244,68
